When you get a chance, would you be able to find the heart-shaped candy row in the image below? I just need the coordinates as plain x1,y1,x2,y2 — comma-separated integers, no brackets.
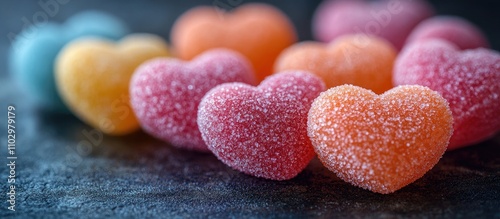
49,35,500,196
131,51,454,194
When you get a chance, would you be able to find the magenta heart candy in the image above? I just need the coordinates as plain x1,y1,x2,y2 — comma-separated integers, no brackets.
313,0,434,50
393,39,500,149
198,71,326,180
405,16,489,50
130,49,257,151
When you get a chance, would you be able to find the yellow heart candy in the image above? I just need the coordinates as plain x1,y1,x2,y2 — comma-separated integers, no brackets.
56,34,169,135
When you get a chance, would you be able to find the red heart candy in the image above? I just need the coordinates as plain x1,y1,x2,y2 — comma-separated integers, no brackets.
130,49,256,151
198,71,326,180
394,40,500,149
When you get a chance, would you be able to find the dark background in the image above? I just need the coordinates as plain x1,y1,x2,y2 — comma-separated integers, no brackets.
0,0,499,218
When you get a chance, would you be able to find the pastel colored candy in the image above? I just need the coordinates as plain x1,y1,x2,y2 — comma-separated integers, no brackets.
130,49,257,151
9,10,129,111
313,0,434,50
171,3,297,81
56,34,169,135
405,16,489,50
198,71,326,180
275,34,396,94
308,85,453,194
393,40,500,150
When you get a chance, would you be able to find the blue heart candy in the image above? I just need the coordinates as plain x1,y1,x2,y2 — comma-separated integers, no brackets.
9,10,129,111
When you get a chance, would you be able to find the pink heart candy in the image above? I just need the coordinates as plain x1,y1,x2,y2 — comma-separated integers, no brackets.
405,16,489,50
313,0,434,50
393,39,500,149
130,49,257,151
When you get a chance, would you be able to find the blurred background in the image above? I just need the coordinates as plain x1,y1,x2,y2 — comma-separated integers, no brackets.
0,1,499,217
1,0,500,82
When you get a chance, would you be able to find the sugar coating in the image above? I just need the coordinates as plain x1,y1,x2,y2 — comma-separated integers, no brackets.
394,39,500,149
313,0,434,50
130,49,256,151
405,16,489,50
308,85,453,194
171,3,297,81
198,71,326,180
56,34,169,136
275,34,396,94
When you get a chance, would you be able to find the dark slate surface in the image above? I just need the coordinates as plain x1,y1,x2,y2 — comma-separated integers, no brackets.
1,0,500,218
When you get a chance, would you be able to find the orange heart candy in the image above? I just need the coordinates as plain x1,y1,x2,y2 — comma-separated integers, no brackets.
171,3,297,82
308,85,453,194
56,34,169,135
275,34,396,94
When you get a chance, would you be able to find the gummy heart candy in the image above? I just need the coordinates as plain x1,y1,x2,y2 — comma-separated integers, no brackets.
56,34,169,135
394,40,500,149
130,49,257,152
198,71,325,180
313,0,433,50
308,85,453,194
9,10,129,111
275,34,396,94
171,3,297,81
405,16,489,50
